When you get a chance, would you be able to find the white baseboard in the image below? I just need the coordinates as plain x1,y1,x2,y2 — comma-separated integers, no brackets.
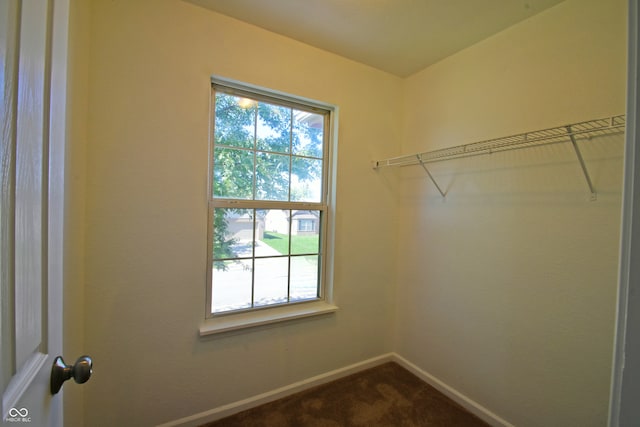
157,352,512,427
391,354,514,427
156,353,395,427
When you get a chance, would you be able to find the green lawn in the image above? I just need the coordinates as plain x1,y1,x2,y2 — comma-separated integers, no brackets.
262,231,319,255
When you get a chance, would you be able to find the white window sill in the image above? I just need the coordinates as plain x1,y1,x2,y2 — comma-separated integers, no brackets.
199,301,338,336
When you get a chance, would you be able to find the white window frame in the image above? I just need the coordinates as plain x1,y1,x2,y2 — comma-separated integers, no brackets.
200,77,338,336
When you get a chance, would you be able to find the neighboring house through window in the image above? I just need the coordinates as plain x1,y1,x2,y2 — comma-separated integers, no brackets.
207,78,335,316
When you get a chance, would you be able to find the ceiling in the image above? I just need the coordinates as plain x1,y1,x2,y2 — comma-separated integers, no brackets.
186,0,565,77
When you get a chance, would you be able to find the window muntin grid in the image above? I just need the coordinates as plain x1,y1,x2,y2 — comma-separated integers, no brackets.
208,84,330,315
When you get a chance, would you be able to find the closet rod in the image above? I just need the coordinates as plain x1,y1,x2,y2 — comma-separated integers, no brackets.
372,114,625,169
372,114,625,200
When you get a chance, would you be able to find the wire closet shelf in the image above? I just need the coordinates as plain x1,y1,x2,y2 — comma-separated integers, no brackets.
372,114,626,200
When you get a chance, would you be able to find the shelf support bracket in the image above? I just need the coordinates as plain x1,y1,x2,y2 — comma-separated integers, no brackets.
417,155,446,197
566,125,597,201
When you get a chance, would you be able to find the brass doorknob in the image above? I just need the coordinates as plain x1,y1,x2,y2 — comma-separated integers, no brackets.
50,355,93,395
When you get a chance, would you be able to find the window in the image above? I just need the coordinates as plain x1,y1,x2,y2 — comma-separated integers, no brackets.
297,218,315,233
207,78,334,318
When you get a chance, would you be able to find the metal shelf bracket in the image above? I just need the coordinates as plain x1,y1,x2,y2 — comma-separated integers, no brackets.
417,155,446,197
566,125,597,201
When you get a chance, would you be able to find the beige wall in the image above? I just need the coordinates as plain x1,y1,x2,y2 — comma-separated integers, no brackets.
63,0,90,425
80,0,400,425
393,0,626,426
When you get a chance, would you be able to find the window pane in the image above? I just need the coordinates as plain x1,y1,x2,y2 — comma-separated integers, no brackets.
292,110,323,158
257,103,291,153
215,93,256,149
213,147,254,199
256,152,290,201
291,156,322,202
212,208,254,260
259,209,290,255
290,255,319,302
212,260,253,313
253,257,289,307
291,210,320,254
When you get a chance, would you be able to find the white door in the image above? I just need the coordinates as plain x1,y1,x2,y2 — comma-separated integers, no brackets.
1,0,79,425
609,1,640,425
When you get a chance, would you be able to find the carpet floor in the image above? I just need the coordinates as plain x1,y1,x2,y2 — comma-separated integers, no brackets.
202,362,490,427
